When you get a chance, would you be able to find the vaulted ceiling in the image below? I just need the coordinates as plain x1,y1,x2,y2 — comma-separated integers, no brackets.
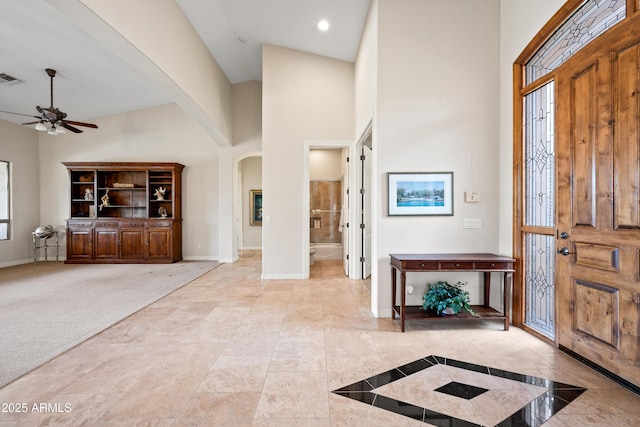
0,0,370,130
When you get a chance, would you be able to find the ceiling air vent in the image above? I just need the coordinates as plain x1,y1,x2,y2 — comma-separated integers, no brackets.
0,73,24,86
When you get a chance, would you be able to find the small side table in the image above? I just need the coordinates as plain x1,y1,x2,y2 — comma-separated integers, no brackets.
32,231,59,265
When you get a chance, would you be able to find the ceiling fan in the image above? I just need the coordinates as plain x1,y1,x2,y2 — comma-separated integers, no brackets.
0,68,98,135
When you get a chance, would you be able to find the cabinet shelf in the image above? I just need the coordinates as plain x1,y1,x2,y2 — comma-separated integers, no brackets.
64,162,184,264
99,205,146,208
99,187,146,191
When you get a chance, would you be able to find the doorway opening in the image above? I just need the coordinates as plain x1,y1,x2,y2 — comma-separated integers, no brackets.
303,141,352,279
238,155,262,251
309,148,348,278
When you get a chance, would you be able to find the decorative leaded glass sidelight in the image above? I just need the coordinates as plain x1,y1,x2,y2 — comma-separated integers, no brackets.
525,233,555,338
524,82,555,228
520,0,627,340
526,0,625,84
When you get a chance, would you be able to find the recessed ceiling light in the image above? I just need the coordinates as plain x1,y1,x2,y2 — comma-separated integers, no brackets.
317,19,329,31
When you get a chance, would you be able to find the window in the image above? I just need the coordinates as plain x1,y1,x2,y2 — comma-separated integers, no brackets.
525,0,626,85
0,160,9,240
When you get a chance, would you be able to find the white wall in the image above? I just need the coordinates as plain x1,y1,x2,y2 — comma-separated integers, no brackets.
355,0,379,312
498,0,567,254
36,103,220,261
310,149,343,179
355,0,377,140
262,44,355,278
0,120,40,266
374,0,501,313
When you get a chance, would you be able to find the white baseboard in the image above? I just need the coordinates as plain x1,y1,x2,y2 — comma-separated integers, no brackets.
376,308,393,318
182,256,219,261
0,258,36,268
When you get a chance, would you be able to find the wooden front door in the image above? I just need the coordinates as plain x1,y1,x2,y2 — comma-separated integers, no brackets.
556,19,640,386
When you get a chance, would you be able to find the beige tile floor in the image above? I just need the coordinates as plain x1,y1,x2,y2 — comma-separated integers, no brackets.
1,250,639,426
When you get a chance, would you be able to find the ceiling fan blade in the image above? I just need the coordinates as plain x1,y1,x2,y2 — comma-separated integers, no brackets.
21,121,41,125
61,122,83,133
65,120,98,129
0,110,40,119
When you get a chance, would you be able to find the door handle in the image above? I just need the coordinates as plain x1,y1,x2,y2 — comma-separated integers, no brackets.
556,247,572,256
559,231,569,239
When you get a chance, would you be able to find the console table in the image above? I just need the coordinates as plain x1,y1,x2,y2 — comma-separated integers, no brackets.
390,253,515,332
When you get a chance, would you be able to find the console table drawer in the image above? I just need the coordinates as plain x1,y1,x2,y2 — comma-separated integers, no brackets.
441,261,474,269
404,261,439,270
475,261,511,270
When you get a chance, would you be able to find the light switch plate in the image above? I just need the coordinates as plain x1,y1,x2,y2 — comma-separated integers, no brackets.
463,218,482,229
465,191,480,202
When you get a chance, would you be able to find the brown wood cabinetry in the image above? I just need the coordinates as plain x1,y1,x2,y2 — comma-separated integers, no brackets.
63,162,184,264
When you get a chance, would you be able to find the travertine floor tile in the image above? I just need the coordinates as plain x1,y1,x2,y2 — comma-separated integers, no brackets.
254,371,329,419
1,253,638,426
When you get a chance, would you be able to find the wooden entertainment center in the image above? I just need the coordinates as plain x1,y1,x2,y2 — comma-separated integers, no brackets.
63,162,184,264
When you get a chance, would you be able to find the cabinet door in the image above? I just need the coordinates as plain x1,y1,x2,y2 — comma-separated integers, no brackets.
119,228,145,260
67,227,93,260
146,227,172,260
94,228,118,260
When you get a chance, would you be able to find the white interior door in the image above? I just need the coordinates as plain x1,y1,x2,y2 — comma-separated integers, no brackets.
362,144,372,279
356,139,372,280
342,150,349,276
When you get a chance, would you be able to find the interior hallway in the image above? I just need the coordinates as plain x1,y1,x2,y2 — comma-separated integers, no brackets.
0,251,639,426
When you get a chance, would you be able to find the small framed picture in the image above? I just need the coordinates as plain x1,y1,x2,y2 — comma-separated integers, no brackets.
250,190,263,226
387,172,453,216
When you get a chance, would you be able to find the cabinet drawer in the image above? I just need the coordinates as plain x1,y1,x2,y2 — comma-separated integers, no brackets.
94,221,118,228
440,261,474,269
150,220,172,228
475,261,511,270
120,221,146,228
403,261,439,270
68,221,93,228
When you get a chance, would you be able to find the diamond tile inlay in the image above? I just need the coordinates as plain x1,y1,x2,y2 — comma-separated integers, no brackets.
332,355,587,426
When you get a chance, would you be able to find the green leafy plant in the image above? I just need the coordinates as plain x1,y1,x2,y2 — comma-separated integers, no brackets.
422,280,478,316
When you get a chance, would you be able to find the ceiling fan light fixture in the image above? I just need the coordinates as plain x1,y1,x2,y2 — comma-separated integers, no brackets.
55,125,66,134
35,121,47,132
47,125,58,135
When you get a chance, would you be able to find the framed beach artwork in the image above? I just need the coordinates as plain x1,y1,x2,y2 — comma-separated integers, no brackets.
387,172,453,216
250,189,263,226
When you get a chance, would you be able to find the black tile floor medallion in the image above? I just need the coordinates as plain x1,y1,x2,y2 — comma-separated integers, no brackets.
435,381,489,400
332,355,587,426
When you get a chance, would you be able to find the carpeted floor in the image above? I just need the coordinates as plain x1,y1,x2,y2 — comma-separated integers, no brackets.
0,260,220,388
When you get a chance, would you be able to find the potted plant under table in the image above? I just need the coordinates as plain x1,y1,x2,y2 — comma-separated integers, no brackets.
422,280,478,316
